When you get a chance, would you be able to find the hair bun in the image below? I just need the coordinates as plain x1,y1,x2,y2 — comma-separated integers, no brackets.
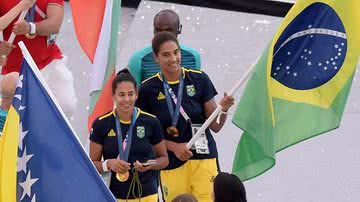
116,68,130,76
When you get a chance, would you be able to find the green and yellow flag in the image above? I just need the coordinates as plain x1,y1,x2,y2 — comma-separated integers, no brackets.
232,0,360,180
0,106,19,202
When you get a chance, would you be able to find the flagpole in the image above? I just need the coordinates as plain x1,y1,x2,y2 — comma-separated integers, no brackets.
17,41,81,147
0,31,3,70
186,61,258,149
1,9,28,70
8,11,28,44
18,41,118,196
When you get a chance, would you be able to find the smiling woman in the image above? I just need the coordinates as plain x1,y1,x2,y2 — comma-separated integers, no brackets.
89,69,169,201
136,31,235,201
152,33,181,81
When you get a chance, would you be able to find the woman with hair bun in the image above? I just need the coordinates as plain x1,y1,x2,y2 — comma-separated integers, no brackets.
89,69,169,201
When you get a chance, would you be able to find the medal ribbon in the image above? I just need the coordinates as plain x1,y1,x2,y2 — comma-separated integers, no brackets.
115,108,138,161
162,72,191,127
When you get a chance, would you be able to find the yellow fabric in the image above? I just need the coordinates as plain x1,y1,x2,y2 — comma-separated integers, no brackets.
117,194,158,202
268,0,360,108
0,106,19,202
160,159,218,202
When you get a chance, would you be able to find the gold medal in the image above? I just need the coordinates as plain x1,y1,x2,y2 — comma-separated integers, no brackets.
116,171,129,182
167,126,179,137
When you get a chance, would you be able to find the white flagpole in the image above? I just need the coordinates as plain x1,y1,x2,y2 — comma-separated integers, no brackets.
186,61,258,149
17,41,81,146
0,31,3,69
8,10,28,44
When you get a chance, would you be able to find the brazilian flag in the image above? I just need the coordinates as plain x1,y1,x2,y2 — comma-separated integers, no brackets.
232,0,360,181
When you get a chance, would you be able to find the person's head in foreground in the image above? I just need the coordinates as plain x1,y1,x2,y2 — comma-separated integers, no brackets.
153,9,182,37
213,172,247,202
172,193,198,202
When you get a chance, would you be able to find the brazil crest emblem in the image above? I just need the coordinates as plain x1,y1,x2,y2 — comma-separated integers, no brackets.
136,126,145,138
186,85,196,97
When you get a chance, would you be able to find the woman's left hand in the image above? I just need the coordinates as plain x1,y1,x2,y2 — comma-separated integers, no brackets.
13,20,31,35
133,160,156,172
219,92,235,112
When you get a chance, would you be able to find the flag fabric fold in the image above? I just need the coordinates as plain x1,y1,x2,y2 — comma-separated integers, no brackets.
232,0,360,181
2,46,116,201
70,0,121,131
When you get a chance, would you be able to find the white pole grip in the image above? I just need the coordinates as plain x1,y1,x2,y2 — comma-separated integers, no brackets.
8,10,28,44
186,62,257,149
1,31,4,70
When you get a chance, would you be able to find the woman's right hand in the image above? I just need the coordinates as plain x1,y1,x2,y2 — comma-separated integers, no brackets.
0,41,13,56
107,159,131,173
20,0,36,10
172,143,193,161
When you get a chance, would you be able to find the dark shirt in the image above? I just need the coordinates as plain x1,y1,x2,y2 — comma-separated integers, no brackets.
137,68,218,169
90,108,163,199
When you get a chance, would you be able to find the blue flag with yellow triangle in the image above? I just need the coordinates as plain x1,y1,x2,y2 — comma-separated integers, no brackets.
232,0,360,180
0,44,116,201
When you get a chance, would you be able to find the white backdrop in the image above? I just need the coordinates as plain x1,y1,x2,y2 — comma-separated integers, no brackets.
60,1,360,201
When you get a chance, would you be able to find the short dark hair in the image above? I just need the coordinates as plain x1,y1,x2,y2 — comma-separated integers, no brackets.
112,68,137,94
152,31,179,56
153,9,180,28
213,172,247,202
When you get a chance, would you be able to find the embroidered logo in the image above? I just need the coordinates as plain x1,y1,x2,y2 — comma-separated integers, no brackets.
107,129,116,137
162,185,169,198
157,92,166,100
136,126,145,138
210,175,215,182
186,85,196,97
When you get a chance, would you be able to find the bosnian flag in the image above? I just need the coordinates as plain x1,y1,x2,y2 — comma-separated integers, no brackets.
70,0,121,130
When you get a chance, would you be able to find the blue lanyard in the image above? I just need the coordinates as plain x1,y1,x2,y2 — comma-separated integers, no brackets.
162,73,184,127
25,5,36,22
115,108,138,162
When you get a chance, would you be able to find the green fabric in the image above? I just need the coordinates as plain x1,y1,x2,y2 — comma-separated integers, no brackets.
128,47,150,86
0,109,8,133
231,46,355,181
128,44,201,86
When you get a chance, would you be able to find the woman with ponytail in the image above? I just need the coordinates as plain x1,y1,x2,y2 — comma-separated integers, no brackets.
89,69,168,201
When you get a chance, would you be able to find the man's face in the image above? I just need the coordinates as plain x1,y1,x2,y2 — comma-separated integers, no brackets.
153,16,179,37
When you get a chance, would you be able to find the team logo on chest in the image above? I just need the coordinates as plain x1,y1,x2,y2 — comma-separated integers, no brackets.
157,91,166,100
186,85,196,97
136,126,145,138
107,129,116,137
162,185,169,198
